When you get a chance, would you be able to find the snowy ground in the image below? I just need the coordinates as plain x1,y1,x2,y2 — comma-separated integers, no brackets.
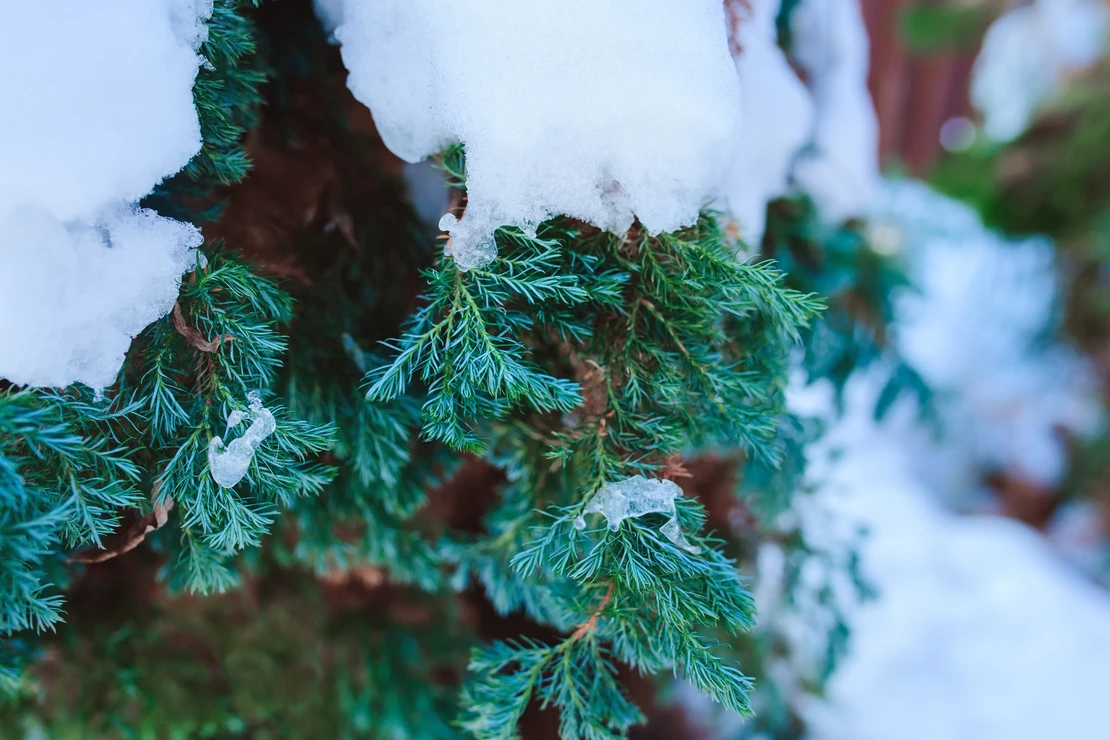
796,182,1110,740
798,377,1110,740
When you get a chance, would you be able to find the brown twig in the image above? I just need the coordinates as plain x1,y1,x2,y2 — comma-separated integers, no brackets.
572,581,615,640
69,491,174,564
172,302,235,353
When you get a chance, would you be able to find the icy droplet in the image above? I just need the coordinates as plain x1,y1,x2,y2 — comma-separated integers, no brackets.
439,212,496,271
579,475,702,554
437,212,458,232
207,391,276,489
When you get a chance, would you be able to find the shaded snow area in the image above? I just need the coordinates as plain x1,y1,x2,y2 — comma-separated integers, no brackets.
798,379,1110,740
716,0,879,245
0,0,208,390
325,0,741,269
718,0,814,245
788,0,880,225
972,0,1108,142
793,182,1110,740
878,180,1099,496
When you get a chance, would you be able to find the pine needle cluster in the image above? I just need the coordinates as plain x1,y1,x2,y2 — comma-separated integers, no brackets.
0,3,915,738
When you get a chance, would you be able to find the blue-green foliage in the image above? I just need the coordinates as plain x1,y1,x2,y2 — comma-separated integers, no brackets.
0,2,899,736
0,390,141,634
368,185,821,735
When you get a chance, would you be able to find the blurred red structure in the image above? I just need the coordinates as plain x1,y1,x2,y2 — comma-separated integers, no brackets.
861,0,979,174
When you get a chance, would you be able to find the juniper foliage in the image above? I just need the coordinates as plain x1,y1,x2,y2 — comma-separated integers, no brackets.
0,3,911,738
362,167,821,733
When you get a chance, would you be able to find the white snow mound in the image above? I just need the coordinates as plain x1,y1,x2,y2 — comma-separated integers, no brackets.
0,0,210,390
0,207,201,391
972,0,1108,142
330,0,742,269
790,0,880,224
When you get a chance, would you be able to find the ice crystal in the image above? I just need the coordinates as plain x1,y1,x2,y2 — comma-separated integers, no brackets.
207,391,276,488
575,475,702,554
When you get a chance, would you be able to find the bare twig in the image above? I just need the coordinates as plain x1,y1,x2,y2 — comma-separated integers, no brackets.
172,302,235,353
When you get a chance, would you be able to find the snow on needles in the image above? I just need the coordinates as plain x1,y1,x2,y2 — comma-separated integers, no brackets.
329,0,741,270
0,0,208,390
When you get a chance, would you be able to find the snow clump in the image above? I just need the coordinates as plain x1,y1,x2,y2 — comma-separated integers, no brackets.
789,0,880,224
718,0,815,244
327,0,742,270
972,0,1108,142
0,0,210,390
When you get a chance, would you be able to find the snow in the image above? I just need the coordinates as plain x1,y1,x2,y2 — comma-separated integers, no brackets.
576,476,702,554
0,207,200,391
208,391,276,489
972,0,1108,142
0,0,207,223
799,378,1110,740
328,0,741,269
718,0,814,244
789,0,880,224
875,180,1099,492
0,0,209,390
787,181,1110,739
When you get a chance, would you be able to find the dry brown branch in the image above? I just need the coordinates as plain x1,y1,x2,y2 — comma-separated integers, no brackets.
69,495,174,564
172,302,235,353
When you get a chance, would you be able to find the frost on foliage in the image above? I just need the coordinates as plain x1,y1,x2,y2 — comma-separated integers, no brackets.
0,0,210,390
718,0,815,244
208,391,277,489
972,0,1108,142
789,0,880,224
328,0,741,270
575,476,702,554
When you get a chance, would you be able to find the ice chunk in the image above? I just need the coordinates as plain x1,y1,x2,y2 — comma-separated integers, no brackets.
575,475,702,554
0,0,210,390
789,0,880,224
717,0,815,244
0,206,201,391
208,391,277,489
438,213,497,271
225,409,248,429
328,0,741,265
972,0,1108,142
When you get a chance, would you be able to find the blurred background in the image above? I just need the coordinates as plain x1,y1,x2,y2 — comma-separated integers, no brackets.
728,2,1110,738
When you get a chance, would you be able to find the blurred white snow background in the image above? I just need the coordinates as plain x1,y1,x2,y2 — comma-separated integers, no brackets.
785,179,1110,740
